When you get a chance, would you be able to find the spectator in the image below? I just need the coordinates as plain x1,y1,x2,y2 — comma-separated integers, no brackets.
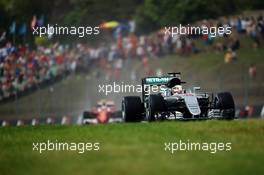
224,48,237,63
142,54,150,76
114,58,123,80
249,64,257,79
230,37,240,50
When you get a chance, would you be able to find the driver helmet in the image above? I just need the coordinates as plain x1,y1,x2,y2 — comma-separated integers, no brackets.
172,85,183,94
98,100,107,108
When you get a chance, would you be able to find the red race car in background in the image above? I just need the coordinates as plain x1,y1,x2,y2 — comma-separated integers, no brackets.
82,100,122,124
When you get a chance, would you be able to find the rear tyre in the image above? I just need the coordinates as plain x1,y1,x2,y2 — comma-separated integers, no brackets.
122,96,143,122
214,92,235,119
146,94,166,121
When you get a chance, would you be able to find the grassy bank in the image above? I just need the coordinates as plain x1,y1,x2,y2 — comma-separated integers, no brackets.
0,119,264,175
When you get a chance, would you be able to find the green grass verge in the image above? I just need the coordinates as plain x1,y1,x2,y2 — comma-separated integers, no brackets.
0,119,264,175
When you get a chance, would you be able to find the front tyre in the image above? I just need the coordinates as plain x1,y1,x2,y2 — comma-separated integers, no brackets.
122,96,143,122
146,95,166,121
83,111,93,119
214,92,235,119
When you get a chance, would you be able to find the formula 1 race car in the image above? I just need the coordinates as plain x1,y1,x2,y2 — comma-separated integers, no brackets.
122,73,235,122
83,100,122,124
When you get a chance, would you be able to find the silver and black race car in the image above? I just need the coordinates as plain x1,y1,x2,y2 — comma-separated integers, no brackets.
122,73,235,122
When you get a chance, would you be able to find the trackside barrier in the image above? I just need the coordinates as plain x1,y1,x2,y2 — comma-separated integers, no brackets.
1,105,263,127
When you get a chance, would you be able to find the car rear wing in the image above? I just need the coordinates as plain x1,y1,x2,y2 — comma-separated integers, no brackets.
141,73,181,101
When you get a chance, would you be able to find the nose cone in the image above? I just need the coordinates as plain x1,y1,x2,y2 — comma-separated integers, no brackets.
98,110,108,123
183,94,201,115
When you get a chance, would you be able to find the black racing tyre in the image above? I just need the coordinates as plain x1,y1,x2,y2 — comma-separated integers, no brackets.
214,92,235,119
122,96,143,122
83,111,93,119
113,111,122,118
183,110,193,118
146,94,166,121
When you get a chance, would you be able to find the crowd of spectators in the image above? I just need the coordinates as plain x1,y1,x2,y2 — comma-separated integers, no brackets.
1,13,263,102
0,42,79,101
79,14,264,79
